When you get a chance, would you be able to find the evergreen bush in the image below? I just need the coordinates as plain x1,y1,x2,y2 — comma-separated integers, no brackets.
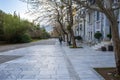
74,36,82,40
94,31,102,40
20,33,32,43
107,34,112,39
9,33,32,43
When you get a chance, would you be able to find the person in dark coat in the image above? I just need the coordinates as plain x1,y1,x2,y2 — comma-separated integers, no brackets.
59,37,62,44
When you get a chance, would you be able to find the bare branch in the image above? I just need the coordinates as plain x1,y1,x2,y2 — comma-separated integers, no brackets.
73,0,103,12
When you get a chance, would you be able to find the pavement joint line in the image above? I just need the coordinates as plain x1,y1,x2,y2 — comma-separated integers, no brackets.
91,68,105,80
60,46,81,80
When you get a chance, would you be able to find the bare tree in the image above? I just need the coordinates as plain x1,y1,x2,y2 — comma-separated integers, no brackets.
61,0,77,47
73,0,120,75
52,1,69,42
52,26,61,37
21,0,70,43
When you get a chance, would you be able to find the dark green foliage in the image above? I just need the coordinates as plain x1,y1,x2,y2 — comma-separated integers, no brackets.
40,27,50,39
9,33,32,43
67,25,71,31
74,36,82,40
107,34,112,39
29,26,50,39
94,31,102,40
41,31,50,39
3,14,32,43
60,5,64,9
0,9,50,43
0,12,4,33
20,33,32,43
0,35,5,41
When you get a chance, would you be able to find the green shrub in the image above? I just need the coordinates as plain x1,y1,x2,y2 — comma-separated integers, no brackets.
74,36,82,40
9,33,31,43
20,33,32,43
107,34,112,39
94,32,102,40
0,35,5,41
10,35,22,43
3,13,33,43
41,32,50,39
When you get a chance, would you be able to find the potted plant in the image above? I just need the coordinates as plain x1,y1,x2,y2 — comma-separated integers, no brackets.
107,34,112,40
108,45,113,51
94,31,102,42
75,36,82,41
101,46,106,51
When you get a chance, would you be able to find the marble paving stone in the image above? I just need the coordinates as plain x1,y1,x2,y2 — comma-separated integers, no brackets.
0,39,116,80
17,79,38,80
36,74,51,79
38,79,55,80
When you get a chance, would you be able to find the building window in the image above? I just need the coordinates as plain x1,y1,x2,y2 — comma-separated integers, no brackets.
89,13,90,23
114,0,119,3
96,11,100,21
88,0,96,5
80,24,82,31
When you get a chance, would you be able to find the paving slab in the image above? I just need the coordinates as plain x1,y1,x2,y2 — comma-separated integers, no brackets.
0,39,116,80
62,44,115,80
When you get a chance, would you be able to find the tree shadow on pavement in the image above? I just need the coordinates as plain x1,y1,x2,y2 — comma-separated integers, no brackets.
0,55,23,64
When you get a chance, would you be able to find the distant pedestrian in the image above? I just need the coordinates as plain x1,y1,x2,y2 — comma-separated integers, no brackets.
59,37,62,44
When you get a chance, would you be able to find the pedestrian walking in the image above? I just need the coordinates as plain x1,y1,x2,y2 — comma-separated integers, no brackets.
59,37,62,44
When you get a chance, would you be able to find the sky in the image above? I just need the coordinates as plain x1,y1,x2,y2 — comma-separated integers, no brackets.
0,0,53,32
0,0,34,21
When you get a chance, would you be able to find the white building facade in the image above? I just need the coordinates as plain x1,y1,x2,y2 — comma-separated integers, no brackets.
73,0,120,43
74,10,112,43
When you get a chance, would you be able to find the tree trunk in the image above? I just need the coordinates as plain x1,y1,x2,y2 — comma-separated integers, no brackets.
70,29,77,48
62,34,65,42
66,33,69,44
104,9,120,75
110,21,120,75
67,0,77,48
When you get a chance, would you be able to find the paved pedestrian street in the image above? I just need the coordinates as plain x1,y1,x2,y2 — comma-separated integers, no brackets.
0,39,116,80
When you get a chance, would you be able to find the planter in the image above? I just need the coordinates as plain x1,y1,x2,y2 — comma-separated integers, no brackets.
101,46,106,51
108,45,113,51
